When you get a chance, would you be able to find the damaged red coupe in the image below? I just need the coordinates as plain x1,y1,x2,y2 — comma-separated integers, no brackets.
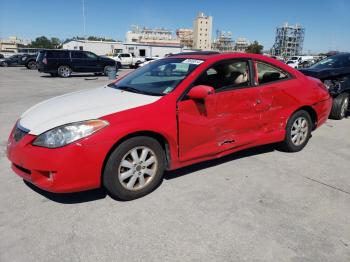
7,52,332,200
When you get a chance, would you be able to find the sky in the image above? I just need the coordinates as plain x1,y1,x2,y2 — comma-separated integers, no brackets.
0,0,349,53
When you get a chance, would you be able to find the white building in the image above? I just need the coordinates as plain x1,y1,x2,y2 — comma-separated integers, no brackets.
0,36,31,54
62,40,123,55
125,26,180,45
193,12,213,50
123,43,194,57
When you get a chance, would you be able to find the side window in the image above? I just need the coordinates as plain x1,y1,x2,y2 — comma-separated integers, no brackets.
85,52,98,59
256,62,288,85
71,52,85,59
193,60,250,91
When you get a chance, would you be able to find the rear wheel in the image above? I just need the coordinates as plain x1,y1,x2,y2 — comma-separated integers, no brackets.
103,136,165,200
57,65,71,78
329,93,349,120
1,61,8,67
279,110,312,152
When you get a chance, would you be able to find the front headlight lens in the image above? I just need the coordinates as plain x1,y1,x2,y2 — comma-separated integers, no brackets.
33,120,109,148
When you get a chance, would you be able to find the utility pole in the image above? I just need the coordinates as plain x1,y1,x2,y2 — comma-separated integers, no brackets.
82,0,86,38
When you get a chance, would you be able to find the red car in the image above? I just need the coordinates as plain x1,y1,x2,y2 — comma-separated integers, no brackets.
7,53,332,200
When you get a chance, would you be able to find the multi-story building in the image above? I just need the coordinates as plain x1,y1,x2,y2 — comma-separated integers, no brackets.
0,36,31,54
212,30,235,52
176,28,193,48
193,12,212,50
235,37,250,52
271,22,305,58
125,26,180,46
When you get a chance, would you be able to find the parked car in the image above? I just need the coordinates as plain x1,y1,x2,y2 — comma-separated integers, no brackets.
299,53,350,119
0,54,4,59
0,54,25,67
21,53,39,70
7,53,331,200
105,54,122,69
134,57,160,68
115,52,145,68
36,49,117,77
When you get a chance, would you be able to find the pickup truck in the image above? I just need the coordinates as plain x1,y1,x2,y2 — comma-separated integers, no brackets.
114,53,145,68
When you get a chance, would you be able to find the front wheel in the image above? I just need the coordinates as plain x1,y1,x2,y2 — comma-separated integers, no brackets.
279,110,312,152
103,136,166,200
329,93,349,120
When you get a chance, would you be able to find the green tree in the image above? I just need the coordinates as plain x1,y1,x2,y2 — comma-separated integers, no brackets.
28,36,61,49
246,41,264,54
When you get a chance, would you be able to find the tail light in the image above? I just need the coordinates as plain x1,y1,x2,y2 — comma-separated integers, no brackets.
42,58,47,65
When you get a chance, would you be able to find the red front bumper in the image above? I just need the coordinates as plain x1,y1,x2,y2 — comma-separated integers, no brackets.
7,129,111,193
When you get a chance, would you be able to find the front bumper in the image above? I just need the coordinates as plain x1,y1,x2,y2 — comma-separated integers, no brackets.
6,127,111,193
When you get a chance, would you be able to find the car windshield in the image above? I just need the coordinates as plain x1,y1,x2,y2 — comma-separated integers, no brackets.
310,54,350,69
111,58,203,96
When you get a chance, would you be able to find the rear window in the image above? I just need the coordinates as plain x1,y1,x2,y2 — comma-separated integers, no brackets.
46,51,69,59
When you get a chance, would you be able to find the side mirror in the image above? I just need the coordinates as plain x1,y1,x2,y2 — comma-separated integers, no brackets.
187,85,215,100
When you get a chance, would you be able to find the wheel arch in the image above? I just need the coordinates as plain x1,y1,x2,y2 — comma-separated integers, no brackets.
101,130,172,183
291,105,318,130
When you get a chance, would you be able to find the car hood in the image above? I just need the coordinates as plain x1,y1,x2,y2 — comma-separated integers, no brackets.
19,86,161,135
299,67,350,80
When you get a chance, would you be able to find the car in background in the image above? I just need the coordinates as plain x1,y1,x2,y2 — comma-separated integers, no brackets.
21,53,39,70
134,57,160,68
36,50,117,77
0,54,4,59
115,53,145,68
299,53,350,119
286,60,299,68
7,53,331,200
104,54,122,69
0,54,25,67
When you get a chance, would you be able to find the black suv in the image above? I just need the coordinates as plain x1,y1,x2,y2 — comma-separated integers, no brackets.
299,53,350,120
37,50,117,77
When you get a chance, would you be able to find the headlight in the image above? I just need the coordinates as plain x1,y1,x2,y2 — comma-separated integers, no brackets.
33,120,109,148
323,79,341,90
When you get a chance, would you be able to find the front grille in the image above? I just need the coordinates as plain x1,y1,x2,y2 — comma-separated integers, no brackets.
13,125,28,142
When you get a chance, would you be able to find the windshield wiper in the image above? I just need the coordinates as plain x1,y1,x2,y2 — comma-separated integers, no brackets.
113,85,161,96
116,85,144,94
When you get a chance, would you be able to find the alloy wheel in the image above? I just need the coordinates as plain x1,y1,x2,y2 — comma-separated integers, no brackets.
58,66,71,77
291,116,309,146
118,146,158,191
341,97,349,118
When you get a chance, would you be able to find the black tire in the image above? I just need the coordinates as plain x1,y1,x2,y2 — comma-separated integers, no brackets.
104,65,114,76
27,60,37,70
103,136,166,200
129,64,134,69
1,61,8,67
57,65,71,78
279,110,312,152
329,93,349,120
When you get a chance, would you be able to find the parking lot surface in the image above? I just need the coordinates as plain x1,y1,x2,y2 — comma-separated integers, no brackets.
0,67,349,262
